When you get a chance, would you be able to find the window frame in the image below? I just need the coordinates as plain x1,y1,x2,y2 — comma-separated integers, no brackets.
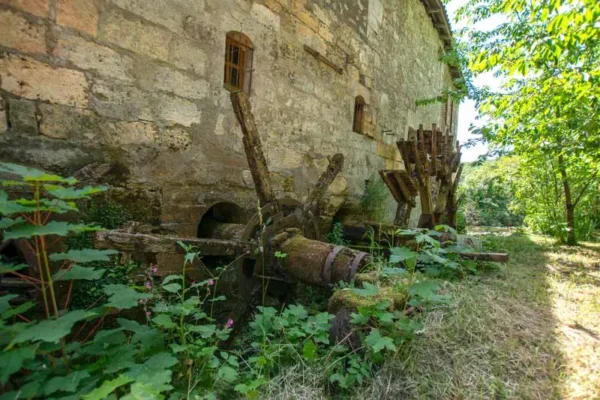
353,96,366,134
223,33,253,93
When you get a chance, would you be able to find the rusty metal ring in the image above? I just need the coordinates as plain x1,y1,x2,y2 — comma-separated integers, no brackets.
323,245,345,285
348,251,369,281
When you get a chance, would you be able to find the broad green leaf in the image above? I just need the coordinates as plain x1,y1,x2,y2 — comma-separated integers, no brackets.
4,221,101,240
0,191,31,215
125,353,177,392
44,370,90,395
50,249,119,263
161,283,181,293
352,282,379,297
0,346,36,384
104,284,152,310
302,340,317,360
122,382,164,400
389,247,418,263
152,314,176,329
161,275,182,285
1,301,35,320
83,375,133,400
0,217,25,229
0,163,77,184
53,265,106,281
47,185,107,200
0,294,18,314
0,262,28,274
13,310,97,344
364,328,395,353
217,365,238,383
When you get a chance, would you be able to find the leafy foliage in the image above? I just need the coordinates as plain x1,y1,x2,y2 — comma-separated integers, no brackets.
455,0,600,244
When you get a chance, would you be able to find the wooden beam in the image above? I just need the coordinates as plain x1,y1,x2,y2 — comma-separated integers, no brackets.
230,91,277,207
304,45,343,74
95,230,252,256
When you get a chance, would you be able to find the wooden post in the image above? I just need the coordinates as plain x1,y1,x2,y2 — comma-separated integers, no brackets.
230,91,277,207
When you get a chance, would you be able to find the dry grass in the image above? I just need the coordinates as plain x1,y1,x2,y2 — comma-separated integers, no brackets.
263,232,600,399
358,232,600,399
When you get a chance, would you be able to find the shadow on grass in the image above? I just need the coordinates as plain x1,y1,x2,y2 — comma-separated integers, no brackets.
356,231,566,399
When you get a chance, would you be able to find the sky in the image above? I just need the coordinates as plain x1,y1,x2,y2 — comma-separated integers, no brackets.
445,0,505,162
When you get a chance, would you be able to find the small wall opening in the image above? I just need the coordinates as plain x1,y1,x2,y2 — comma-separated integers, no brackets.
197,202,246,270
197,202,246,238
353,96,366,134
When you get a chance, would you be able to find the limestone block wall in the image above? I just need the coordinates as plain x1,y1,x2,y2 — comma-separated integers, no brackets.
0,0,459,234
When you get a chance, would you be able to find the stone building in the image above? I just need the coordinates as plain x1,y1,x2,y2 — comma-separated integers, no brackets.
0,0,459,237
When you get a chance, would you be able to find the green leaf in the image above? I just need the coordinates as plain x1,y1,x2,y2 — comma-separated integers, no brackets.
364,328,396,353
13,310,97,344
44,370,90,395
49,249,119,263
415,234,440,248
126,353,177,392
152,314,176,329
0,294,18,314
0,262,28,274
83,375,133,400
161,283,181,293
47,186,107,200
217,365,238,383
353,282,379,297
389,247,418,263
122,382,163,400
0,191,31,215
0,217,25,229
161,275,181,285
0,346,36,384
4,221,101,240
0,162,77,184
53,265,106,281
104,284,152,310
302,340,317,360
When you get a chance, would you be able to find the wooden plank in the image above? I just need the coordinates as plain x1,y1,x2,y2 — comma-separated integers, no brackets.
230,91,277,207
303,45,344,74
379,170,404,204
304,153,344,218
392,170,417,200
95,230,252,256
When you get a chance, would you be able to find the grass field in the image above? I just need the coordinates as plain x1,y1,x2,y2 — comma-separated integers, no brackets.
263,231,600,399
358,231,600,399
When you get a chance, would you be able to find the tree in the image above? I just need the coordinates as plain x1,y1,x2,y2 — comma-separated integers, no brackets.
455,0,600,244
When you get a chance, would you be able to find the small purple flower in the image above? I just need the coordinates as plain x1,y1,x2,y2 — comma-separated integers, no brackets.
208,279,214,286
151,264,158,275
145,281,152,290
225,318,234,329
146,311,152,318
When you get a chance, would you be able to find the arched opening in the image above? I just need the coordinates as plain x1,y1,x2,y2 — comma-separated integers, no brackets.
224,31,254,93
353,96,365,134
197,202,247,270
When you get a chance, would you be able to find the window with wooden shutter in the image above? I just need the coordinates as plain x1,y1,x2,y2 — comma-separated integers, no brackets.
353,96,365,134
224,32,253,93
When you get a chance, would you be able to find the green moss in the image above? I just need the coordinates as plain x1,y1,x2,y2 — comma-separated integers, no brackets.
328,287,407,314
360,175,390,222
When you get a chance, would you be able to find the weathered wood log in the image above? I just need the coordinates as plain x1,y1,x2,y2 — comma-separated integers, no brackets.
95,231,252,256
303,153,344,218
302,153,344,239
230,91,277,207
277,233,371,287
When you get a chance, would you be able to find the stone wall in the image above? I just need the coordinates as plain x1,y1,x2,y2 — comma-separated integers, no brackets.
0,0,459,235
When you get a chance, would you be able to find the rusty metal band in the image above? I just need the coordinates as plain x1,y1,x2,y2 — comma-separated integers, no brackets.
323,245,345,285
348,251,369,281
